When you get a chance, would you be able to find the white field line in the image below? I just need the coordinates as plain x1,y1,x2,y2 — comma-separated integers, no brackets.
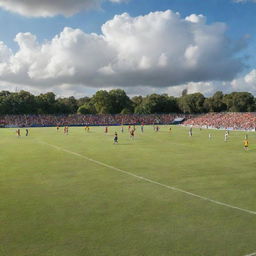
244,253,256,256
39,140,256,216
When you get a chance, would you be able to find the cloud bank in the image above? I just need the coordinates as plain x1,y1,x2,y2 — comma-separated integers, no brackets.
164,69,256,97
0,0,127,17
234,0,256,3
0,10,249,96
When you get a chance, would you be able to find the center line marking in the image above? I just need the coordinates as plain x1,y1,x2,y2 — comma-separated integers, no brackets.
39,140,256,216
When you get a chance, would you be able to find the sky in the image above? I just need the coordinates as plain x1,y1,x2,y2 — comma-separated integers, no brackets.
0,0,256,98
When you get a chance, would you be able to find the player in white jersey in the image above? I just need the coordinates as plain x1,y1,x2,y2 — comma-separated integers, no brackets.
224,131,228,142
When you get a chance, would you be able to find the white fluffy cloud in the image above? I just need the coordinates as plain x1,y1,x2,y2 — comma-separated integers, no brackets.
164,69,256,97
0,0,127,17
109,0,128,2
0,10,247,95
234,0,256,3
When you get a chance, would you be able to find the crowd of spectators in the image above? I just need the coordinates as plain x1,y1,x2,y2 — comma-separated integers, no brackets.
0,114,187,127
2,113,255,130
183,113,256,130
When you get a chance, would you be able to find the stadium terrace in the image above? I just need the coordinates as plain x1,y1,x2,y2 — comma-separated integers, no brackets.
183,112,256,131
0,114,188,128
1,112,256,131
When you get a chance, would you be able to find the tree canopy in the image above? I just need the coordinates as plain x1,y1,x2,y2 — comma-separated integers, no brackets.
0,89,255,115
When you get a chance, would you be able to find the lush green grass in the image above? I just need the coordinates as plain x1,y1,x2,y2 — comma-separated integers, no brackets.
1,125,256,256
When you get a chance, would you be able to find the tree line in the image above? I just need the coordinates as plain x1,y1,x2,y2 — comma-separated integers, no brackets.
0,89,255,115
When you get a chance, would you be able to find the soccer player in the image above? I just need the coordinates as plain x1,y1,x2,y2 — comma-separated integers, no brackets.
57,126,60,131
224,131,228,142
208,133,212,139
141,124,144,133
169,127,172,133
244,139,249,151
16,129,21,137
26,129,29,136
121,126,124,133
114,132,118,144
130,129,135,139
105,126,108,134
189,127,192,137
64,126,69,135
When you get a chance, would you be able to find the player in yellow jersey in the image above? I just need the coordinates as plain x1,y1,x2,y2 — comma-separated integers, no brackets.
64,126,69,135
244,139,249,151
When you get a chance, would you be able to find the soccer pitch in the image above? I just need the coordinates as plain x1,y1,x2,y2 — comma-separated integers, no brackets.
1,126,256,256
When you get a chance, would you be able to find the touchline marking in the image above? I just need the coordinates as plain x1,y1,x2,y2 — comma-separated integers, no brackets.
39,141,256,216
244,252,256,256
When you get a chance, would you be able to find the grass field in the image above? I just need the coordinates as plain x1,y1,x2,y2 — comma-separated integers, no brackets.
1,125,256,256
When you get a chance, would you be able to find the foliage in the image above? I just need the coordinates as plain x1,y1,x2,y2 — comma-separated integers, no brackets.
109,89,133,114
178,93,206,114
223,92,255,112
0,89,256,114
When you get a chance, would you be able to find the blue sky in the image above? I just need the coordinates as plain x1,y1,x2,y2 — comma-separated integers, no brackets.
0,0,256,97
1,0,256,47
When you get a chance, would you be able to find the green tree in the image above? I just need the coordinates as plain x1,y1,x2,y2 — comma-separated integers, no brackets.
0,91,37,114
178,93,206,113
204,91,227,112
224,92,255,112
121,108,133,114
109,89,133,114
134,104,151,114
16,90,37,114
77,97,91,107
77,101,96,114
131,96,143,107
91,90,112,114
36,92,57,114
55,96,78,114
